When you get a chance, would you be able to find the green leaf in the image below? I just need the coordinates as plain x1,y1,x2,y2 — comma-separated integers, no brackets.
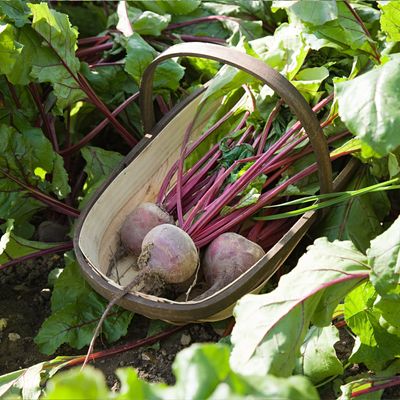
379,1,400,42
81,63,138,105
250,23,309,80
28,3,79,71
0,356,75,400
296,2,376,57
40,345,319,400
0,219,59,266
209,374,320,400
35,255,133,354
335,60,400,156
294,325,343,384
344,281,400,370
23,3,83,112
0,192,42,239
368,215,400,297
43,366,109,400
123,33,184,91
4,26,39,85
374,286,400,337
0,363,43,400
0,0,31,27
316,167,390,252
172,343,232,399
54,2,107,38
115,368,162,400
153,60,186,91
119,3,171,37
230,238,369,377
292,66,329,102
132,0,201,15
132,11,170,36
79,146,123,209
123,33,156,81
202,64,256,103
0,24,22,75
3,20,82,112
222,18,263,45
272,0,338,26
0,77,38,129
172,343,319,400
0,125,71,200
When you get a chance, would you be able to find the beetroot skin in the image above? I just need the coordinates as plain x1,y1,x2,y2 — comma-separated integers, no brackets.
198,232,265,299
138,224,199,285
120,202,173,256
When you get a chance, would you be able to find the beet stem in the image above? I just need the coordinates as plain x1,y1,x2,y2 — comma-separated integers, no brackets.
187,95,333,238
256,99,283,155
157,108,235,204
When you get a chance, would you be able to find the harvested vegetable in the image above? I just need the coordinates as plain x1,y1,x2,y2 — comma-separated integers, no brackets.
196,232,265,300
120,202,173,256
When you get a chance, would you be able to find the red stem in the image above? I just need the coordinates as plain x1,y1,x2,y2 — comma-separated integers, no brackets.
77,73,137,147
193,153,347,247
179,34,226,45
5,79,21,109
165,15,242,30
0,168,80,218
257,100,283,155
34,30,137,147
163,109,251,212
187,94,334,238
60,92,139,156
0,242,73,270
351,377,400,398
165,149,221,215
156,95,170,115
156,109,235,204
28,84,60,152
181,174,218,215
76,42,113,58
77,35,110,46
343,0,381,63
193,165,286,242
176,111,201,226
89,61,125,68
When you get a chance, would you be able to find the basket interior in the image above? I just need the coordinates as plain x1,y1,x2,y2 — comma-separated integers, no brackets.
79,95,219,288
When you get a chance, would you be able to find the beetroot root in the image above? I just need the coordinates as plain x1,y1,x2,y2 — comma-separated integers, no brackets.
195,232,265,300
120,202,173,256
133,224,199,294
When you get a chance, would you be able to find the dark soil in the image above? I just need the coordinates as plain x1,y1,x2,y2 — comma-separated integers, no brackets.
0,255,221,385
0,254,64,374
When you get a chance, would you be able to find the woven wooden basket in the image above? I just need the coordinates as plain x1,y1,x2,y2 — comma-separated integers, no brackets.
74,43,356,323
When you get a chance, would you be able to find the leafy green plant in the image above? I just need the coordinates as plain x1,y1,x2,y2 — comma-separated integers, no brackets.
230,214,400,398
1,1,400,399
42,344,319,400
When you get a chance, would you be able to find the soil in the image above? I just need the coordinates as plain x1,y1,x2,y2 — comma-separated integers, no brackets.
0,254,221,386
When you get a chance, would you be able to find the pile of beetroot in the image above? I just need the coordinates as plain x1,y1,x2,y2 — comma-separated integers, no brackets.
118,91,348,300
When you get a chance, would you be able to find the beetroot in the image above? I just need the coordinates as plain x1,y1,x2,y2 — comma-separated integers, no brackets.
133,224,199,294
120,202,173,256
195,232,265,300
